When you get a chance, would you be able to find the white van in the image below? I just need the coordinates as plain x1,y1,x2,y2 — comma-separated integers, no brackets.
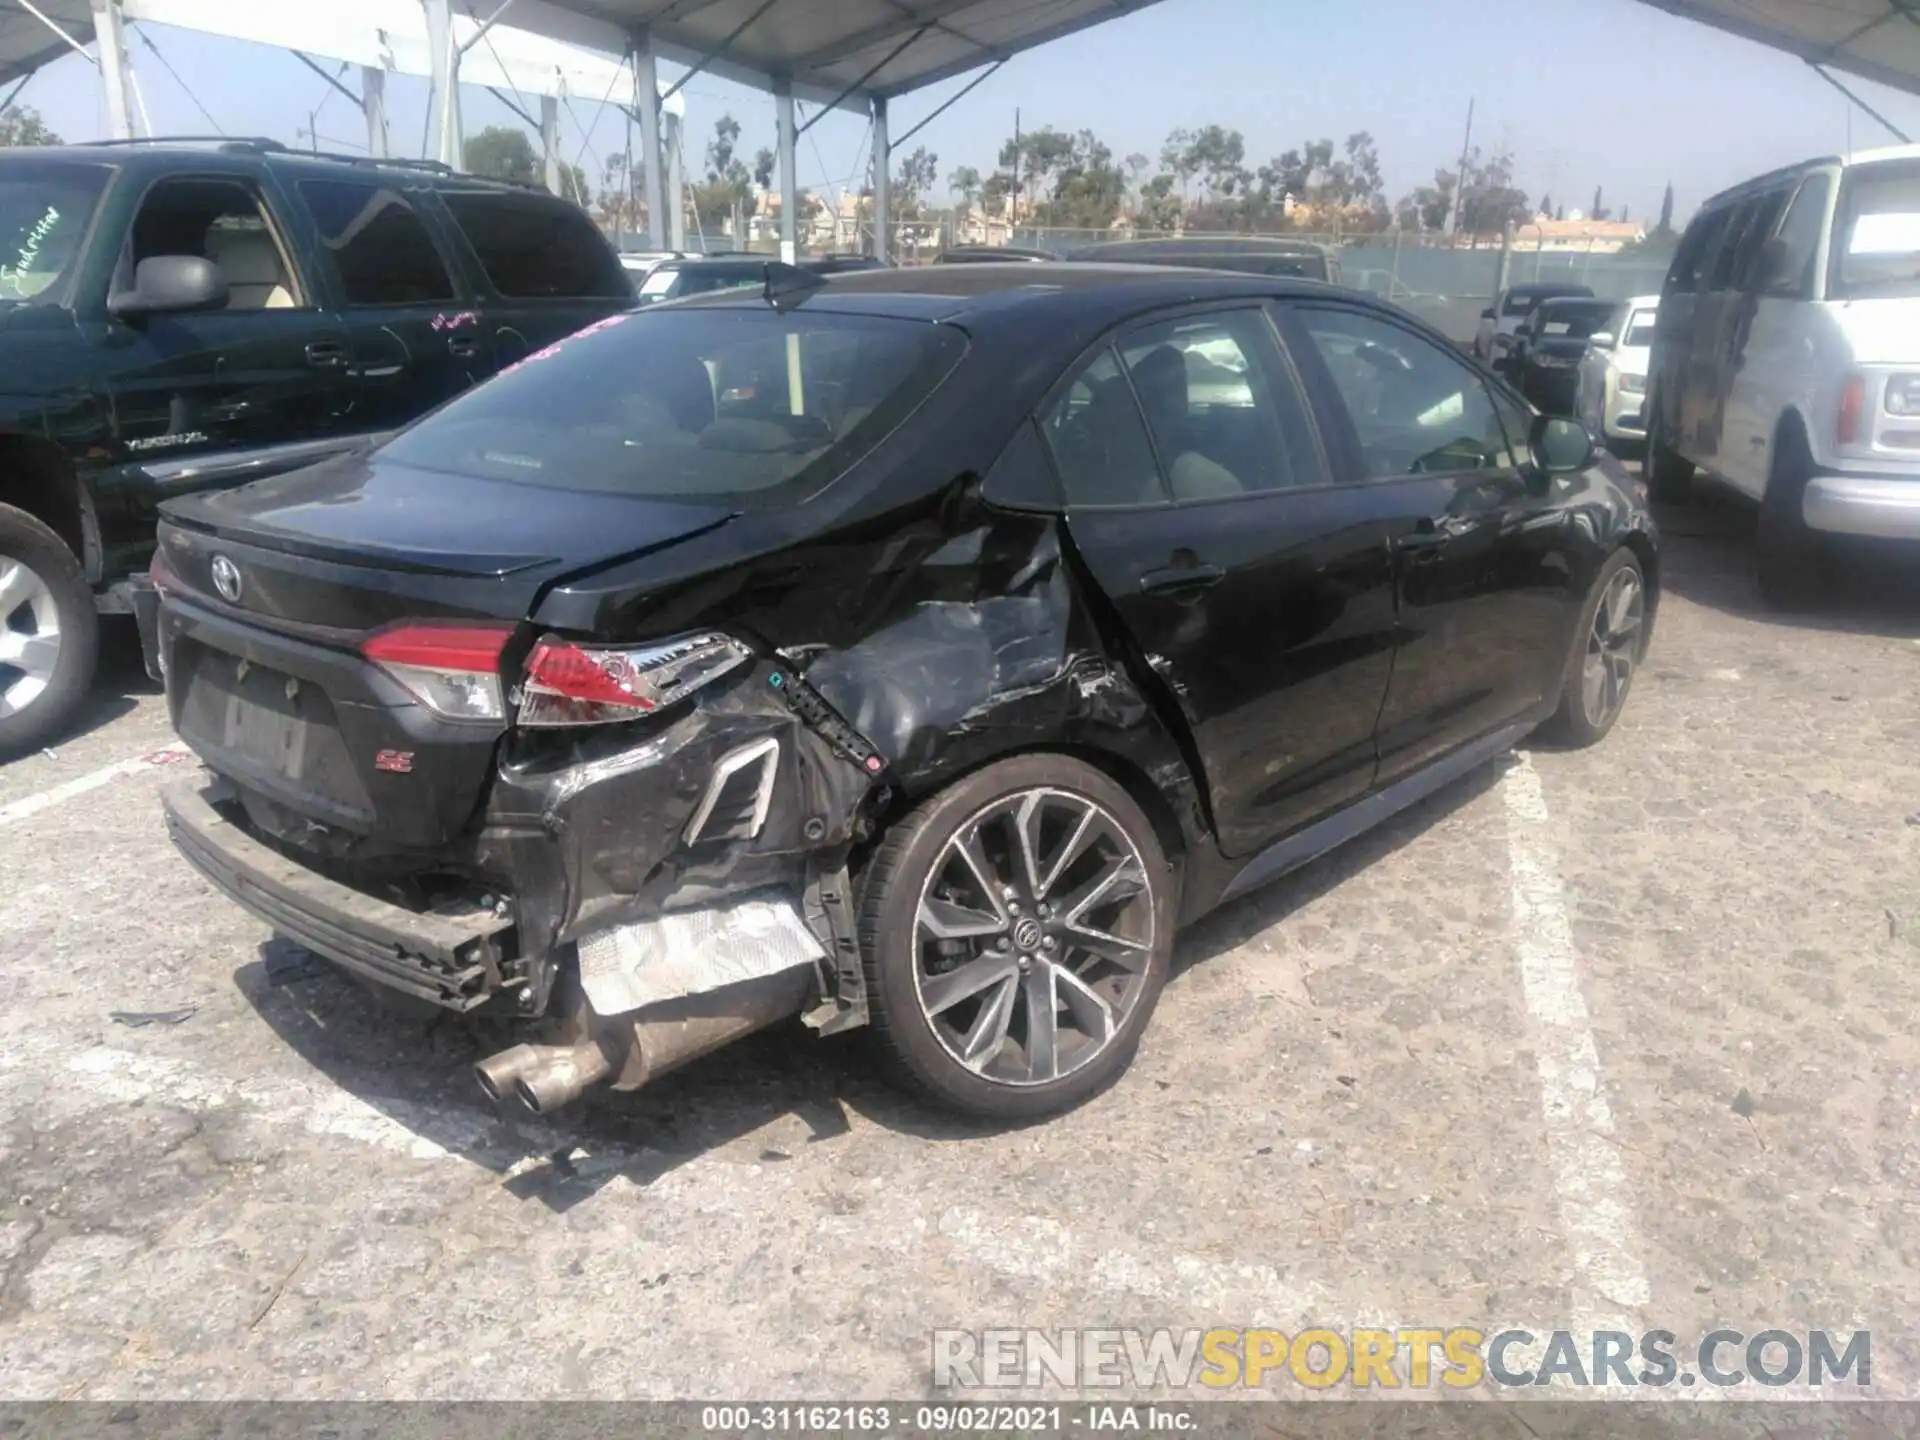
1648,146,1920,606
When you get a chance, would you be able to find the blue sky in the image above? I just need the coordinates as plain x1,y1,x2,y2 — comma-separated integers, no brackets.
20,0,1920,225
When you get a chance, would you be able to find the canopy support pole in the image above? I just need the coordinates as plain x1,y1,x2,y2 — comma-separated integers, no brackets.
871,94,891,263
363,65,390,157
91,0,137,139
634,34,666,249
776,77,798,264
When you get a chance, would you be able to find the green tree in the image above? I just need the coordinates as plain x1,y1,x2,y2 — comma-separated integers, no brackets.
1035,130,1127,230
558,164,591,209
753,147,775,191
1655,182,1675,237
463,124,538,184
694,114,753,230
948,164,983,214
0,106,58,148
893,145,939,217
1590,184,1610,222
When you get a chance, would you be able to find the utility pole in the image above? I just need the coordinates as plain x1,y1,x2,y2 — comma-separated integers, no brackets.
1012,106,1021,225
1447,97,1474,243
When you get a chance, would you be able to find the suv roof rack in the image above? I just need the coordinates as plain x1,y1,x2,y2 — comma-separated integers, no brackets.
76,136,478,180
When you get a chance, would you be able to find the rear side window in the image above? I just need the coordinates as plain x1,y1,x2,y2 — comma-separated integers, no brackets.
440,191,627,300
1831,160,1920,298
1039,347,1166,507
1667,206,1734,295
376,309,966,505
299,180,454,305
1767,174,1831,298
1117,309,1323,497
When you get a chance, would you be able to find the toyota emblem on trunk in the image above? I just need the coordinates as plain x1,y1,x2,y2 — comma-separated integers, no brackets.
210,555,242,604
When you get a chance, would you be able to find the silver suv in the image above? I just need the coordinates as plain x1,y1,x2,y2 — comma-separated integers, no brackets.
1648,145,1920,606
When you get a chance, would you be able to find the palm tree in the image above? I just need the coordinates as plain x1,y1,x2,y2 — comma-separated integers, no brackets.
948,165,983,217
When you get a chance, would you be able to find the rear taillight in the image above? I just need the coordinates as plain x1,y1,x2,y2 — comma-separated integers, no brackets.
362,621,514,722
1839,374,1867,447
518,632,752,728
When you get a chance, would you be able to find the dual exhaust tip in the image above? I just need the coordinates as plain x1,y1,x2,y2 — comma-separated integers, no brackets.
474,1040,614,1116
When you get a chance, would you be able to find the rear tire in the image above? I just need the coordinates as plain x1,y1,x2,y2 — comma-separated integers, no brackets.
0,502,98,759
857,754,1173,1122
1756,424,1826,611
1539,547,1647,749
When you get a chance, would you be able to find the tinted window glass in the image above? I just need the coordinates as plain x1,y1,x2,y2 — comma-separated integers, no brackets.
1117,309,1321,498
1299,308,1516,476
378,310,965,505
1488,382,1534,466
441,191,627,300
1831,161,1920,298
1533,299,1616,338
1039,347,1165,506
1729,188,1791,291
1668,207,1733,295
299,180,454,305
1768,174,1830,297
0,161,109,304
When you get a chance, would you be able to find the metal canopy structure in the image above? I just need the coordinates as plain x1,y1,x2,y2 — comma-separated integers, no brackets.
1637,0,1920,103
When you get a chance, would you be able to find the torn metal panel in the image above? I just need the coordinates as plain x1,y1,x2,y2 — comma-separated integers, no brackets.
577,892,825,1016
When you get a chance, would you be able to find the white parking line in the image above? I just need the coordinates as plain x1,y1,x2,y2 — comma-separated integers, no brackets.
0,742,192,829
1503,752,1652,1326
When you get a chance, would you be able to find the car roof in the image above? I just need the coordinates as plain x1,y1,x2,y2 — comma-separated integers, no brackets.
1076,236,1332,258
1507,281,1593,296
0,141,558,199
677,261,1362,331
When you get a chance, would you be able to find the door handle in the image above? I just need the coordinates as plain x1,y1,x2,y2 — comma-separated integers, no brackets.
1399,517,1453,551
447,335,479,358
304,341,345,368
1139,562,1224,596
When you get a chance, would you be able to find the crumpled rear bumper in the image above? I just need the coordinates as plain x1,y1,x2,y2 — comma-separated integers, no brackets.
163,776,513,1011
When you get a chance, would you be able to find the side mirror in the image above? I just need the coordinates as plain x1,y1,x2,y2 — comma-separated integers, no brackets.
1480,307,1496,321
1530,413,1594,476
1588,331,1615,351
108,255,228,317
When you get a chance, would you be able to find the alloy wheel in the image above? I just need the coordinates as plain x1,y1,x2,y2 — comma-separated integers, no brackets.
0,555,62,721
912,788,1156,1087
1581,566,1643,729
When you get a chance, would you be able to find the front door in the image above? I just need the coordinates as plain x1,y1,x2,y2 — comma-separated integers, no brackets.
90,172,352,571
291,177,487,434
1049,305,1399,858
1285,303,1577,783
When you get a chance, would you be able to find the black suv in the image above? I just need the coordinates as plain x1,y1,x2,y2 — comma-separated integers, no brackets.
0,138,632,753
153,265,1656,1124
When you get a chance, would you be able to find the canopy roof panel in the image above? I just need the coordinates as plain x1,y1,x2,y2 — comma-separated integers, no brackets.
1636,0,1920,98
0,1,95,87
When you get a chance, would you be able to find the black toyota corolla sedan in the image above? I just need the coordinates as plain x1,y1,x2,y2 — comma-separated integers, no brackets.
148,262,1657,1123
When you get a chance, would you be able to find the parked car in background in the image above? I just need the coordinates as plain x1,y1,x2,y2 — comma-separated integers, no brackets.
150,264,1655,1126
932,244,1060,264
1074,236,1343,285
1577,295,1659,455
1648,144,1920,605
0,137,632,755
1473,281,1596,362
1501,295,1620,414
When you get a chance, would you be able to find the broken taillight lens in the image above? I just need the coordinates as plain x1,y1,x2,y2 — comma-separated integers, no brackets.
518,632,752,728
361,622,514,722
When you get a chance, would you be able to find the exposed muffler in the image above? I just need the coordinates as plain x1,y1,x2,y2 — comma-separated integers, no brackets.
475,964,813,1115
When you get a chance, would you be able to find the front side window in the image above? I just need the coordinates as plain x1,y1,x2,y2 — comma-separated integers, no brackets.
1831,161,1920,298
377,309,966,505
1730,188,1791,292
1667,207,1733,295
1117,309,1322,498
1708,197,1761,291
1039,347,1166,507
440,191,627,300
128,175,302,310
1622,309,1659,347
299,180,454,306
1298,307,1516,477
0,161,109,304
1767,174,1831,298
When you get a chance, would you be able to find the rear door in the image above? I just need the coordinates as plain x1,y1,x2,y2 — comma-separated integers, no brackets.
1048,304,1399,858
433,188,632,369
292,177,484,433
1286,302,1577,783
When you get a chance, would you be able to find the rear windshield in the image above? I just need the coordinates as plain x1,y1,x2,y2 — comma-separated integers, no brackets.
377,308,967,506
1623,310,1658,347
0,161,110,304
1833,161,1920,298
636,264,765,305
1502,287,1589,317
1535,300,1617,337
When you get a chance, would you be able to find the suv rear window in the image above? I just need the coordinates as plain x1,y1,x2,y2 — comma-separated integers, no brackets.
440,191,628,300
299,180,454,305
1832,160,1920,298
376,309,967,505
0,161,110,304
